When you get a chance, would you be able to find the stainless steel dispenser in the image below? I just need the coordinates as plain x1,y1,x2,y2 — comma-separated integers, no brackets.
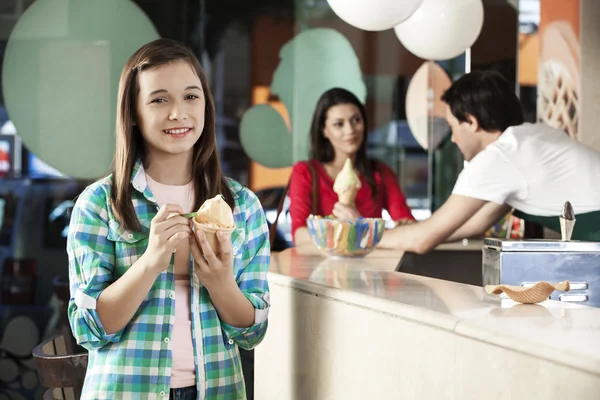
482,202,600,307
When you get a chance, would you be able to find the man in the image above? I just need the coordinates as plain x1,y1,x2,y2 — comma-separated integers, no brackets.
379,70,600,253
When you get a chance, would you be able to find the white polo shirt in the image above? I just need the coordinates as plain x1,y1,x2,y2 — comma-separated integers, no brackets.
452,123,600,216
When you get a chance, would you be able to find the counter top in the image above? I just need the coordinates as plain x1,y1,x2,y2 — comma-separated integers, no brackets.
269,247,600,376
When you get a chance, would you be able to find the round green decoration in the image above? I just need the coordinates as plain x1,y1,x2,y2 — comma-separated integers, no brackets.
2,0,159,179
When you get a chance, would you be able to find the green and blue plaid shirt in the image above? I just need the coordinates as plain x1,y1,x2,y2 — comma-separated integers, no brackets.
67,160,270,399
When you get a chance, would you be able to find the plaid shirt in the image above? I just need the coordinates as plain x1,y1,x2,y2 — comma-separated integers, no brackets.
67,160,270,399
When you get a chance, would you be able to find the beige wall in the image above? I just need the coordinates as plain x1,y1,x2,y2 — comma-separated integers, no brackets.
580,0,600,151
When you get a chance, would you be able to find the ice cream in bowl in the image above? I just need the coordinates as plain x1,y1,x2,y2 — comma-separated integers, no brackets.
191,194,236,255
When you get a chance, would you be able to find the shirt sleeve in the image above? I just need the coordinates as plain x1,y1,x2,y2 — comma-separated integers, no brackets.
67,186,125,351
452,146,525,205
221,188,271,350
288,161,314,239
378,162,415,221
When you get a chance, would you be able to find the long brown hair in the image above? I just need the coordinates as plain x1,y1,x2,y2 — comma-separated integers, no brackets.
308,88,377,195
110,38,234,231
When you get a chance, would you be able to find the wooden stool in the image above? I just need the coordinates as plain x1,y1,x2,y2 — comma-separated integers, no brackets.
32,334,87,400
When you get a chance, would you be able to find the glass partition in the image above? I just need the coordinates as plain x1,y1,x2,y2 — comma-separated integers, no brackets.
258,0,519,217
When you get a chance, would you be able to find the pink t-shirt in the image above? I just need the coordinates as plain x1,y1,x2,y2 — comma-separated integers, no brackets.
146,174,196,389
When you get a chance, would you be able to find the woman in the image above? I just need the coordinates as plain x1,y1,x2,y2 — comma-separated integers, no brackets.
67,38,269,399
289,88,414,246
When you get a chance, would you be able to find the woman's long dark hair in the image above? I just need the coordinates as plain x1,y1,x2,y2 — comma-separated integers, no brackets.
110,38,234,232
308,88,377,195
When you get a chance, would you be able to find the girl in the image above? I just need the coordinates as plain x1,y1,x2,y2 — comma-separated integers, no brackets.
67,38,270,399
289,88,414,246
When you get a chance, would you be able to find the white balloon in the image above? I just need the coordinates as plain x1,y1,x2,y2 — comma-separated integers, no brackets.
405,61,452,150
394,0,484,60
327,0,423,31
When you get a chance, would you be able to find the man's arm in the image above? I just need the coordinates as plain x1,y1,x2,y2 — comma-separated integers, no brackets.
378,194,503,254
446,201,512,242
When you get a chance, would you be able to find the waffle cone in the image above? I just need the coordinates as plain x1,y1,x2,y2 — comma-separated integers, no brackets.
485,281,570,304
193,220,235,255
538,22,580,140
538,63,579,139
337,188,358,207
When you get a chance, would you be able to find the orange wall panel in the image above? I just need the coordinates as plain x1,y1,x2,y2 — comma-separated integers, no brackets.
540,0,580,40
518,33,539,86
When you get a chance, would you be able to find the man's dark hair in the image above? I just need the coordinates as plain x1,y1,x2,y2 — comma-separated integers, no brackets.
441,70,524,133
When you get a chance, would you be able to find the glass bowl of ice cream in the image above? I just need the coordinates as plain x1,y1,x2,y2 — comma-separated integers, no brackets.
305,158,385,258
306,216,385,258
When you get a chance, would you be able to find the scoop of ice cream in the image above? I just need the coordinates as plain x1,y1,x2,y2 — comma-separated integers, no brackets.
194,195,235,228
333,158,361,194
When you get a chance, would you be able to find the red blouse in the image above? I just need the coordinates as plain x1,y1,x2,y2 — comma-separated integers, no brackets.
288,159,415,239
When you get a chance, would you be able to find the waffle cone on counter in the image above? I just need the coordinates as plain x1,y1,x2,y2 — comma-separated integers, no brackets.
485,281,570,304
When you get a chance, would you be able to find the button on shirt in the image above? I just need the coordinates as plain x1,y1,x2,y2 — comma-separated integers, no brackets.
67,160,271,399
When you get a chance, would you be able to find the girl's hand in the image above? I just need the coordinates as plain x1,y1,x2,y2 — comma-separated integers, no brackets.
190,229,234,291
141,204,192,274
332,202,361,220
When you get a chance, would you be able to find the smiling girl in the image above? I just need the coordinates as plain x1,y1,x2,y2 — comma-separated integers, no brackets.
67,38,270,399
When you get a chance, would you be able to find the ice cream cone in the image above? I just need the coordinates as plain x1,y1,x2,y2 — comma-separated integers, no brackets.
560,217,576,241
337,188,358,207
333,158,361,207
191,195,236,255
560,201,576,241
193,220,235,255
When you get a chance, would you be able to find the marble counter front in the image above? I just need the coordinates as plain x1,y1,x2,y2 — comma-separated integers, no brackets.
255,247,600,400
